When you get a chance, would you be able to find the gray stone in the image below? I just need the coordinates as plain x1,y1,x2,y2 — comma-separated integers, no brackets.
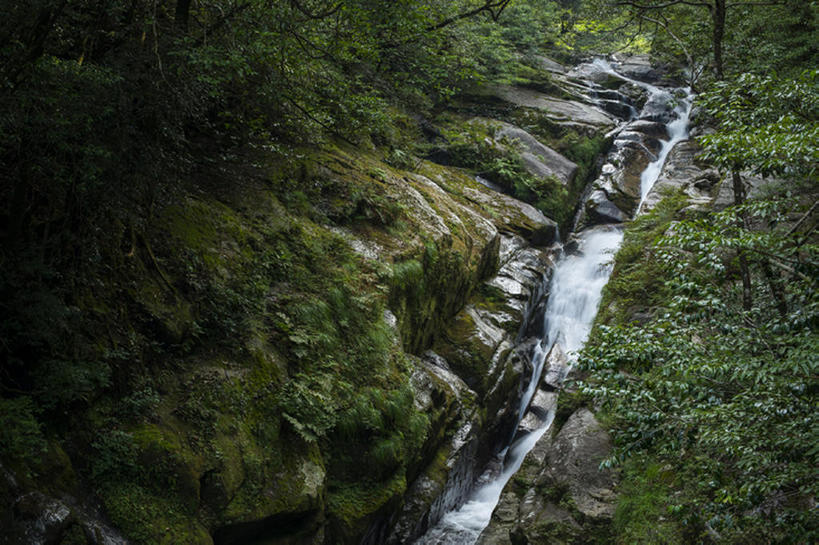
595,98,637,120
584,190,628,225
494,122,579,186
546,409,616,519
618,81,650,109
490,85,615,129
641,139,716,214
640,89,677,123
628,119,669,140
460,186,558,247
515,389,557,437
612,54,662,83
543,342,569,390
477,409,617,545
567,62,627,89
533,55,567,74
13,492,74,545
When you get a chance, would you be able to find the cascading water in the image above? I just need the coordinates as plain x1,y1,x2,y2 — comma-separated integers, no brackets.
414,59,694,545
590,59,695,208
638,94,694,207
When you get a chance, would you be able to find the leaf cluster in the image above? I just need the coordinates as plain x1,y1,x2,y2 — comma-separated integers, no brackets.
698,70,819,178
580,196,818,542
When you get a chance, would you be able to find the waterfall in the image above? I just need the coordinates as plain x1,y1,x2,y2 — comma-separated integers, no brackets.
638,93,694,208
414,60,693,545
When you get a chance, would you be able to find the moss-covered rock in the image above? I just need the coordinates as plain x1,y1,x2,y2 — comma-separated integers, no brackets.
0,71,611,545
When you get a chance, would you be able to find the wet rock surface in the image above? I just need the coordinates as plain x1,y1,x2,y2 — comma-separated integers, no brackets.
385,354,481,545
476,409,617,545
577,69,692,229
466,57,695,545
542,342,569,391
1,472,130,545
641,139,717,214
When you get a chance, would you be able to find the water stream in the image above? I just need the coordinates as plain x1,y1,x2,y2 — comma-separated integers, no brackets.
414,59,693,545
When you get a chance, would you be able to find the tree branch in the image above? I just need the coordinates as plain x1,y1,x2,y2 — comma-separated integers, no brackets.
639,13,695,79
785,200,818,238
426,0,512,32
193,2,252,46
726,0,785,7
615,0,712,10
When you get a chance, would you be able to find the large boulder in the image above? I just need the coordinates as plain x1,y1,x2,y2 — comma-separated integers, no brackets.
582,189,628,226
542,342,569,391
610,54,662,84
492,122,579,187
641,140,718,214
490,85,616,131
477,409,617,545
383,353,481,545
533,55,567,74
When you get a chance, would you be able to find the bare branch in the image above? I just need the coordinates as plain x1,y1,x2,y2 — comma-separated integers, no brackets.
426,0,513,32
638,13,697,85
786,200,819,238
615,0,713,10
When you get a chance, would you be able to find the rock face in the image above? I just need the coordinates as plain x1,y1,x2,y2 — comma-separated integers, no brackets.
491,85,616,131
473,56,698,545
383,228,557,544
384,354,481,545
542,342,569,391
1,464,129,545
577,75,689,229
476,409,617,545
0,53,641,545
640,139,718,214
491,121,579,187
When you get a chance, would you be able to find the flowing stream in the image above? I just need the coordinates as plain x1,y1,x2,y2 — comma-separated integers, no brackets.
414,60,693,545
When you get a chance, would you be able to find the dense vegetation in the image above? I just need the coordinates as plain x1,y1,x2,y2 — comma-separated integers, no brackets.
580,53,818,545
1,0,817,543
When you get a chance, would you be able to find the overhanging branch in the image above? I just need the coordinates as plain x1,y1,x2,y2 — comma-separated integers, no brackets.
426,0,513,32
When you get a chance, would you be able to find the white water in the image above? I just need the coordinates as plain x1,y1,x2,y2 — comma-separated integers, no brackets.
542,228,625,356
414,60,693,545
414,412,554,545
415,228,623,545
590,58,695,208
638,93,694,207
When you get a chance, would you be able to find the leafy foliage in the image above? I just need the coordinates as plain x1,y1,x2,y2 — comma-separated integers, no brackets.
580,196,818,543
0,397,47,468
698,70,819,177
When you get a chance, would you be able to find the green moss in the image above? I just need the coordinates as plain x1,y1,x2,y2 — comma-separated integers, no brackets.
612,460,684,545
223,436,325,524
327,473,407,539
594,192,688,327
3,134,528,545
0,396,47,473
38,441,78,494
100,482,212,545
130,423,202,512
390,245,483,355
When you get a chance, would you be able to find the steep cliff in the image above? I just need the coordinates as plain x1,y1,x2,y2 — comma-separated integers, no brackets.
0,53,620,545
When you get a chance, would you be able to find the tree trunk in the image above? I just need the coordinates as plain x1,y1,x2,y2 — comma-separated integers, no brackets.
175,0,192,32
732,169,752,311
712,0,726,79
761,261,788,317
